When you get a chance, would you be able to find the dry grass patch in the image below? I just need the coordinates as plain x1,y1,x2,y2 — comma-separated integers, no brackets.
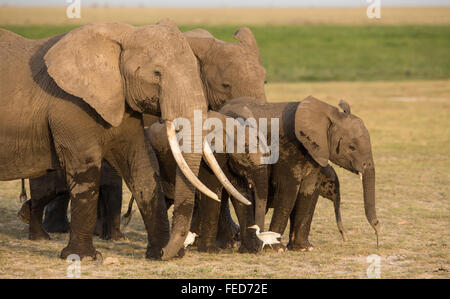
0,6,449,25
0,80,449,278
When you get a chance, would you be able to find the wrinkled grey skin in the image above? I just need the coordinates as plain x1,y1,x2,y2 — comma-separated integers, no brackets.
20,26,267,244
192,108,346,253
18,160,123,240
1,22,212,260
219,97,379,251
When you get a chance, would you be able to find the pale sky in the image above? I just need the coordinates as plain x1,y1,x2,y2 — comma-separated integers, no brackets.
1,0,450,7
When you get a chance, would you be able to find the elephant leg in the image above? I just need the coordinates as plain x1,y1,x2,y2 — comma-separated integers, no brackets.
267,176,300,252
288,188,320,251
42,192,70,234
58,162,102,260
94,189,106,237
289,202,297,245
269,178,300,236
42,169,71,234
216,192,239,249
105,119,169,260
230,188,261,254
29,196,53,240
198,192,221,252
97,160,125,241
197,164,223,253
28,174,64,240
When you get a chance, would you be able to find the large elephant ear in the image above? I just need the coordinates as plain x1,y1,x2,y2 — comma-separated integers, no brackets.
294,96,332,167
44,23,133,127
233,27,257,48
233,27,262,63
183,29,216,61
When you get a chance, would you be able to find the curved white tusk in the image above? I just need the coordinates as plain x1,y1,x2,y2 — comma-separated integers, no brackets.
203,140,252,206
166,121,220,202
359,172,363,181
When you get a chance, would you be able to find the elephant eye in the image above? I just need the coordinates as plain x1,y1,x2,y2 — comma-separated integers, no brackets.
349,144,356,151
222,83,230,89
154,71,161,77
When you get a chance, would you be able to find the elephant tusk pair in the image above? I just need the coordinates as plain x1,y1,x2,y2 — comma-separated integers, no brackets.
203,140,252,206
166,121,251,206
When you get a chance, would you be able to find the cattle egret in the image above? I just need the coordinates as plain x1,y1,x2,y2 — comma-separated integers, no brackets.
248,225,281,249
184,231,198,248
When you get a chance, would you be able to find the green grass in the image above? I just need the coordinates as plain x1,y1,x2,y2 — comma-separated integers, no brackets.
2,24,449,82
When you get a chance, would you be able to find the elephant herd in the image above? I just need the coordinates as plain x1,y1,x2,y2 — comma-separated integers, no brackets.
0,19,379,261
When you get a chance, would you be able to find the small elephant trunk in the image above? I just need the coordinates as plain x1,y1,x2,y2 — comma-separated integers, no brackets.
362,167,380,246
252,167,268,231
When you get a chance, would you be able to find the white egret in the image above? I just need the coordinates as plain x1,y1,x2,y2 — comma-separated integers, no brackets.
248,225,281,249
184,231,198,248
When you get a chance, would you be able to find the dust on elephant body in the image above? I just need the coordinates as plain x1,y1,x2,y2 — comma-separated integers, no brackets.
15,25,268,254
0,22,243,261
214,96,379,251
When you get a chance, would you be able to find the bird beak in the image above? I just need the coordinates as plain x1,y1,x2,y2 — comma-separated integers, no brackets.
248,225,257,229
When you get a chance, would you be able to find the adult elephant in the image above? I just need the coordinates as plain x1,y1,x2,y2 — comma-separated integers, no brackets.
217,97,380,251
0,22,245,260
19,25,267,241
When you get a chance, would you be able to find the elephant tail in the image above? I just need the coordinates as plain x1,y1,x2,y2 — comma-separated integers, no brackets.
121,196,135,227
19,178,28,203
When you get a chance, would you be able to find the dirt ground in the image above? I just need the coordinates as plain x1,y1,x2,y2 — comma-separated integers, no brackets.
0,6,449,25
0,80,448,278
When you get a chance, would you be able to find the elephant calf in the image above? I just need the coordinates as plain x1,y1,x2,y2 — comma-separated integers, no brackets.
217,96,379,251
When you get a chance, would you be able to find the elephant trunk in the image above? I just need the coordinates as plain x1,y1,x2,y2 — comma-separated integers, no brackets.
252,167,268,232
160,71,207,260
362,167,380,246
161,149,203,260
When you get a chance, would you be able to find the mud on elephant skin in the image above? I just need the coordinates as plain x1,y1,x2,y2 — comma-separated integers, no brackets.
18,160,124,240
22,25,267,247
219,97,379,251
1,21,244,260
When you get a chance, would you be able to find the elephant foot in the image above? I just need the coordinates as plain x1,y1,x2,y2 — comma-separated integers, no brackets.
198,244,221,253
110,230,127,242
99,229,127,242
239,236,263,254
60,244,102,261
216,227,240,249
17,200,31,224
146,245,163,260
265,243,287,253
288,240,314,252
238,243,260,254
216,238,237,249
29,230,51,241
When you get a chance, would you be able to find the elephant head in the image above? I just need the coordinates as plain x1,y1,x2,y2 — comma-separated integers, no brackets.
184,27,267,110
43,22,247,259
206,107,269,237
295,96,380,242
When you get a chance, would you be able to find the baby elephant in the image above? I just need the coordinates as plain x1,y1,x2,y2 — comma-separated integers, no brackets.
219,96,379,251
